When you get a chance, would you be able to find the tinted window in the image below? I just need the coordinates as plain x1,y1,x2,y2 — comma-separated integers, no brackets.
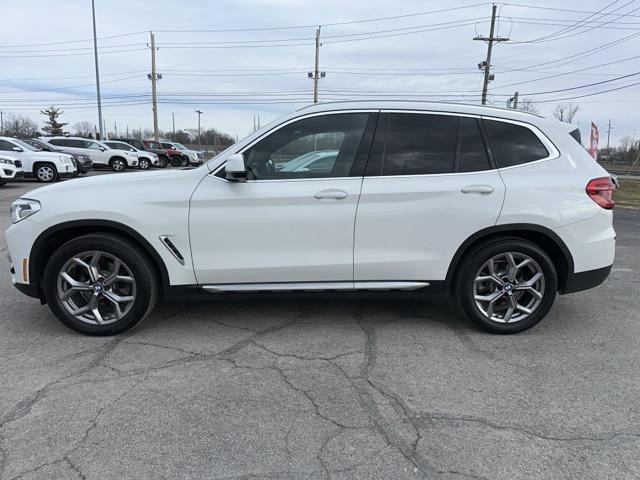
0,140,15,151
569,128,581,144
376,113,457,176
458,117,490,172
485,120,549,168
242,113,369,180
49,139,68,146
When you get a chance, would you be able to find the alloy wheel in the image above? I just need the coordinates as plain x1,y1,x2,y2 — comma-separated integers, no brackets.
139,159,150,169
37,165,55,182
56,250,136,325
473,252,545,324
112,159,125,171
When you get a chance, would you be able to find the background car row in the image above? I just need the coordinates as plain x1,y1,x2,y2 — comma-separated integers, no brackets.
0,136,205,184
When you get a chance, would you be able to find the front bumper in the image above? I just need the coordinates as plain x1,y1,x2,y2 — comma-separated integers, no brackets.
561,265,612,294
76,161,93,174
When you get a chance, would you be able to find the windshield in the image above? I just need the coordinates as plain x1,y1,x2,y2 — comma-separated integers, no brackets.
12,139,38,152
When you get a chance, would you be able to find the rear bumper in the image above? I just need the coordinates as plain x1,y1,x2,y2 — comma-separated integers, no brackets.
560,265,612,294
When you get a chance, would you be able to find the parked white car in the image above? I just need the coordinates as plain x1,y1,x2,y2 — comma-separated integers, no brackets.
0,154,24,185
103,141,160,170
40,137,138,171
6,101,615,335
0,137,76,182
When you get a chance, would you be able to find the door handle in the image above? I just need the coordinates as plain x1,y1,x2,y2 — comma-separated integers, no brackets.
461,185,494,195
314,189,348,200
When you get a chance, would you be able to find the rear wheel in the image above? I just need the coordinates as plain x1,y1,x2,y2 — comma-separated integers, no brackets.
42,234,158,335
110,157,126,172
170,155,183,167
35,163,58,183
454,237,557,334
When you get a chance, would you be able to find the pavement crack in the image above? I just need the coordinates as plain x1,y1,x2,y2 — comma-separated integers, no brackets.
416,412,640,443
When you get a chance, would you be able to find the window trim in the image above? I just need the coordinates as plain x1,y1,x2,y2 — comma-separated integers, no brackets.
212,110,378,183
364,110,494,178
480,115,560,170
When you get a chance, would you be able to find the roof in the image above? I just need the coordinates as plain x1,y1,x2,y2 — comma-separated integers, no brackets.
296,100,545,123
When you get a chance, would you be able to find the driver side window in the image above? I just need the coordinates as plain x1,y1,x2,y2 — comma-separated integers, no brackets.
242,113,370,180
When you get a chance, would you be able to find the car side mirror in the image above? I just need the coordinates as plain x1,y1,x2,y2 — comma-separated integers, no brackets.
225,153,248,182
99,147,106,151
12,146,23,152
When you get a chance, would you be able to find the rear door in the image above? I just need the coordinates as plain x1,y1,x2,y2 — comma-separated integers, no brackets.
354,111,506,286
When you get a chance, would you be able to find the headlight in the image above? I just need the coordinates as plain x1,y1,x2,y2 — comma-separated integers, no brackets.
0,158,14,165
10,199,41,224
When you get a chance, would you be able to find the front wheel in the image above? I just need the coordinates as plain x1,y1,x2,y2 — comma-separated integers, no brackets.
110,158,126,172
138,158,150,170
42,234,158,335
170,155,183,167
35,163,58,183
454,237,558,334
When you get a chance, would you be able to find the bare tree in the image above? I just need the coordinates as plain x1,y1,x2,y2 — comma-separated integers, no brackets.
619,135,633,152
552,103,580,123
73,121,94,138
2,113,40,138
517,98,540,115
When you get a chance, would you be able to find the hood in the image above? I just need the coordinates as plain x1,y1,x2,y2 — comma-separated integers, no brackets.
30,151,73,161
24,167,205,199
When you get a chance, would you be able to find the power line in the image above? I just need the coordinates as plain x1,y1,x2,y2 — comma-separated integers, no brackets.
0,31,148,48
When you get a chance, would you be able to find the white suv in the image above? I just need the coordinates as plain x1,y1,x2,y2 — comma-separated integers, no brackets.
6,102,615,335
104,141,160,170
0,154,24,185
40,137,138,171
0,136,77,182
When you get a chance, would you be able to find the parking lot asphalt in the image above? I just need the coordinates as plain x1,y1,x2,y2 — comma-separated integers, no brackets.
0,173,639,480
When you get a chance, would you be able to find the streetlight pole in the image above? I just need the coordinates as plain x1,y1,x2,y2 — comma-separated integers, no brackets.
91,0,104,140
195,109,203,148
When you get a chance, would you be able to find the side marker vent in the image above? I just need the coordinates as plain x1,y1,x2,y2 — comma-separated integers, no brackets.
159,235,185,265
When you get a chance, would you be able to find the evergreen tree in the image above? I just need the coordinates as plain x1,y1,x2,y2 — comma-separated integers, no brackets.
40,106,68,135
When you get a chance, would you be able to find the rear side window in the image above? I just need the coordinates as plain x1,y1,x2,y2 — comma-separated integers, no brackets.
458,117,491,172
376,113,458,176
484,119,549,168
49,139,68,146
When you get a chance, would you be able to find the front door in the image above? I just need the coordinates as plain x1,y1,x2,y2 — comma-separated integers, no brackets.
190,112,375,286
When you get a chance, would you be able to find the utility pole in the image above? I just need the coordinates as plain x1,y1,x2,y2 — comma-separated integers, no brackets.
474,4,509,105
507,91,519,109
172,112,175,137
195,109,203,147
91,0,104,140
308,26,325,104
0,111,3,134
606,119,612,150
148,31,161,142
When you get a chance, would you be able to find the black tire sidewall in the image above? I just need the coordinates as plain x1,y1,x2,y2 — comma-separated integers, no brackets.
456,238,558,334
42,235,157,335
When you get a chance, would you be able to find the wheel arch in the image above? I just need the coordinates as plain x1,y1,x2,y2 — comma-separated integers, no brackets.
444,224,575,294
29,220,170,300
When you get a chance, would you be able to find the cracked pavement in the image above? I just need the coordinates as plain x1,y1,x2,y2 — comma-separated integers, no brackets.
1,179,639,479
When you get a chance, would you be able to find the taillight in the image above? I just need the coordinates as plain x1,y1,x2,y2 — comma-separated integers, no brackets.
586,177,615,210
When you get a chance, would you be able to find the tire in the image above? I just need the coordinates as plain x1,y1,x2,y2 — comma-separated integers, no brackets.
110,157,126,172
138,158,151,170
170,155,183,167
42,233,159,336
35,163,58,183
454,237,558,334
158,155,168,168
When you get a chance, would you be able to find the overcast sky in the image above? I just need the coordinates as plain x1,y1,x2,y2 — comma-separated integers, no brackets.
1,0,639,146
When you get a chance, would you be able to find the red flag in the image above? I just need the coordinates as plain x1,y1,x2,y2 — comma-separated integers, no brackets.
589,122,599,159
